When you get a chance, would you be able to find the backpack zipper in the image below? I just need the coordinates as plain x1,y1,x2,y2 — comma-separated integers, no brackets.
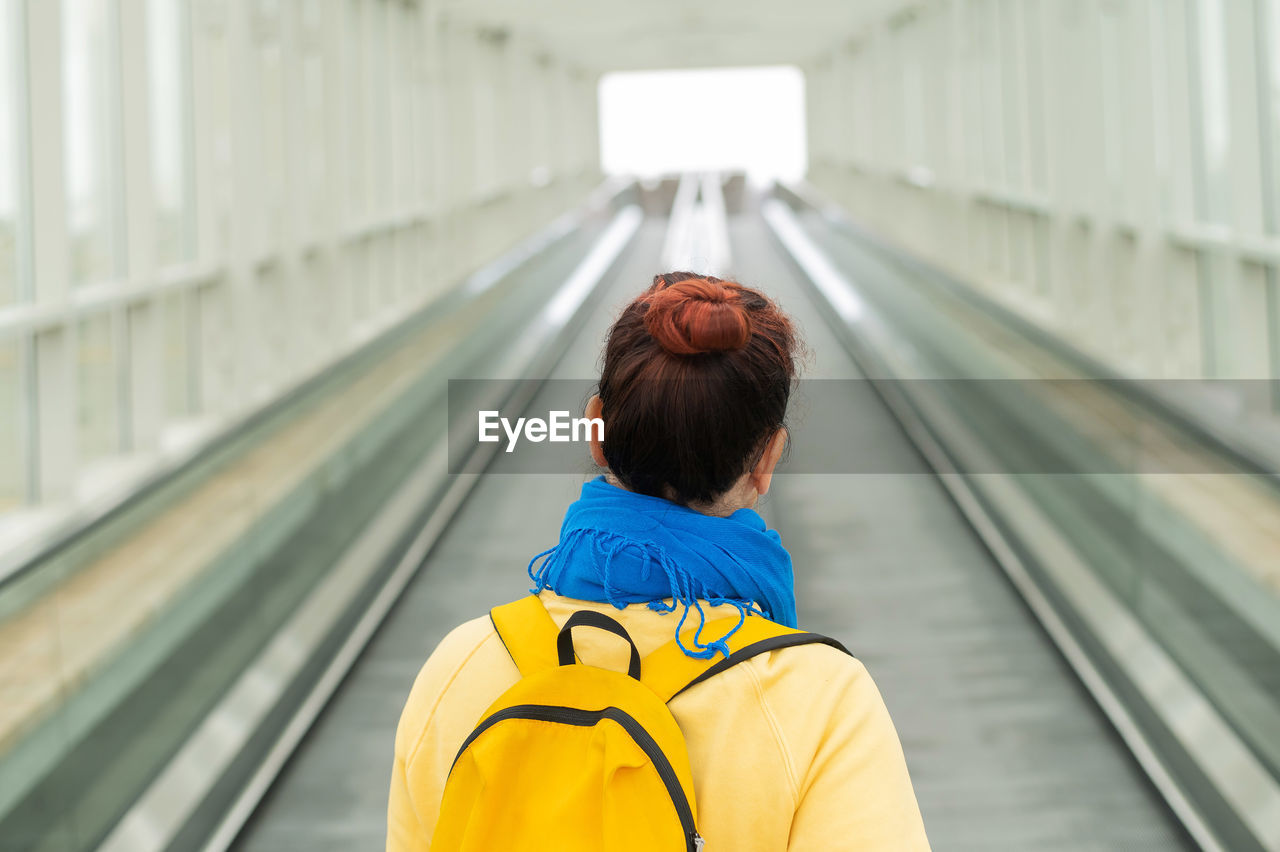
452,704,702,852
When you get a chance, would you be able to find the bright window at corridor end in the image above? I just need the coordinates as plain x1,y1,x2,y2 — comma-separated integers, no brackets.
597,66,806,185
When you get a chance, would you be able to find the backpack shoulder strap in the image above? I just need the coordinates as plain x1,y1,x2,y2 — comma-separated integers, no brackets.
490,595,561,677
640,615,852,703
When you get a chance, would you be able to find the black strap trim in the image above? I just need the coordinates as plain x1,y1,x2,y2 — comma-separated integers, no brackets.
557,610,642,680
671,633,851,700
489,611,518,668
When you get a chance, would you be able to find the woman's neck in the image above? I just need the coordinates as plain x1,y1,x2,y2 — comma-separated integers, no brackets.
601,472,756,517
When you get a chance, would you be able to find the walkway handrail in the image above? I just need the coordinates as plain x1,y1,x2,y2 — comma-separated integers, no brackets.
97,203,643,852
772,181,1280,492
0,182,638,596
765,186,1280,852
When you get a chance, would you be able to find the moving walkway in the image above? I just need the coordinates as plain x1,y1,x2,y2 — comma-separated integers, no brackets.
3,176,1277,851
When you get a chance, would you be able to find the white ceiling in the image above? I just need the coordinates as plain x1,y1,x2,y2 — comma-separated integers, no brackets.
438,0,908,72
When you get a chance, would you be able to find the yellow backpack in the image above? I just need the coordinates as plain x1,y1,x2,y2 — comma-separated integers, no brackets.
430,595,849,851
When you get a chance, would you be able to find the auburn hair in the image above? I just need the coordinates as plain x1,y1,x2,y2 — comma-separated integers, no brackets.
596,272,799,506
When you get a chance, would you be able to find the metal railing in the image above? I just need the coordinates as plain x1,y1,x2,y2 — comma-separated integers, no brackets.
766,182,1280,852
0,182,640,852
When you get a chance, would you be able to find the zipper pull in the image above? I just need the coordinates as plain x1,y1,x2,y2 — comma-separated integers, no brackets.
692,832,705,851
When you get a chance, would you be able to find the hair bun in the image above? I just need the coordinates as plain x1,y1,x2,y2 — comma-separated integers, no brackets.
643,276,752,355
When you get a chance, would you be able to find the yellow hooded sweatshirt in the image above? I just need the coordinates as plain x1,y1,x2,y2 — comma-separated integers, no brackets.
388,591,931,851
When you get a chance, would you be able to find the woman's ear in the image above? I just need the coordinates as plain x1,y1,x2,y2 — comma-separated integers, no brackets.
585,395,607,468
749,428,787,497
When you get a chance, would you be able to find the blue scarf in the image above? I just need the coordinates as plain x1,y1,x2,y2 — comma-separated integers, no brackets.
528,476,797,659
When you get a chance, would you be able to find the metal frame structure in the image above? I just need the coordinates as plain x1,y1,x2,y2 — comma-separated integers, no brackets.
0,0,601,551
804,0,1280,391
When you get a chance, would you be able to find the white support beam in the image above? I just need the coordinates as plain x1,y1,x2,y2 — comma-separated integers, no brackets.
315,0,347,354
119,0,161,452
224,0,266,408
25,0,75,502
275,0,305,375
